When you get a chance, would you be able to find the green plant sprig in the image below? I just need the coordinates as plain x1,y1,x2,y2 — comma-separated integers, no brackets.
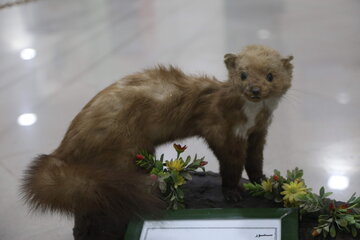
244,168,360,238
135,143,207,210
309,192,360,238
244,167,310,206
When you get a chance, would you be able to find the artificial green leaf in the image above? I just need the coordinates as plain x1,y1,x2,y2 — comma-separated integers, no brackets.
164,191,172,200
323,228,328,238
243,183,254,190
296,194,307,201
286,170,291,179
184,156,191,166
273,182,279,190
297,168,304,178
159,181,167,193
338,208,348,213
351,226,358,238
163,172,171,179
344,215,354,223
314,228,322,237
324,192,333,198
170,171,178,181
177,188,184,199
339,218,348,227
330,224,336,238
170,194,176,201
335,219,342,229
319,219,328,225
286,167,303,181
320,187,325,197
181,172,192,181
347,193,356,203
150,168,159,175
160,154,164,163
173,202,178,210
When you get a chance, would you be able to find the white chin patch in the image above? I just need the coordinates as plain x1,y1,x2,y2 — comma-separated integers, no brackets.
233,97,280,139
233,100,263,139
264,97,280,112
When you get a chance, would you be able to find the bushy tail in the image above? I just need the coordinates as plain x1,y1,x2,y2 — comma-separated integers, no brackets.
21,155,164,219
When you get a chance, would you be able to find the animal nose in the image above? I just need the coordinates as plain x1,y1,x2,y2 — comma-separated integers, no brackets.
251,87,261,96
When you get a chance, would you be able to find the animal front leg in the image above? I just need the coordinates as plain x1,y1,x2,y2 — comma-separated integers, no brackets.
245,130,267,183
208,139,247,202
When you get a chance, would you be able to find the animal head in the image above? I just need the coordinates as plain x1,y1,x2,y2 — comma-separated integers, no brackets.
224,45,293,102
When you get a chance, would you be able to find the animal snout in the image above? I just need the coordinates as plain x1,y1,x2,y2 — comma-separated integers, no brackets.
251,87,261,96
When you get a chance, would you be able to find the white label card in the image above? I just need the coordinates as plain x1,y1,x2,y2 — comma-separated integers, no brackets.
140,219,281,240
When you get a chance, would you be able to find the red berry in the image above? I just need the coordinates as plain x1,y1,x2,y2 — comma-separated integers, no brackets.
136,154,145,160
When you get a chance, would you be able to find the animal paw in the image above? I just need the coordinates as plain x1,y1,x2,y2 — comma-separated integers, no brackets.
222,186,243,202
249,174,266,184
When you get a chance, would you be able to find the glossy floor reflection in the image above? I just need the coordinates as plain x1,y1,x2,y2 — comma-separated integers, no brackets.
0,0,359,239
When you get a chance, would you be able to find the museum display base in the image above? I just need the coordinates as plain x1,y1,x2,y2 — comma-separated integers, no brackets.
73,172,354,240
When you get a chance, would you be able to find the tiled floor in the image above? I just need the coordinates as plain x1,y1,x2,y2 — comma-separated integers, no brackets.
0,0,359,239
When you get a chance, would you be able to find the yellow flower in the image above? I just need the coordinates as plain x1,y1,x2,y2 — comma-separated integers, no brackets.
281,181,307,206
166,159,185,171
261,179,273,192
174,175,186,188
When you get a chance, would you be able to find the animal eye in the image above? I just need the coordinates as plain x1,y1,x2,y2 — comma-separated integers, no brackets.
240,72,248,80
267,73,273,82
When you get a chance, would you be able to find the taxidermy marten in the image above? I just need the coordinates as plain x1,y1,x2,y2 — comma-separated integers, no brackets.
22,45,293,219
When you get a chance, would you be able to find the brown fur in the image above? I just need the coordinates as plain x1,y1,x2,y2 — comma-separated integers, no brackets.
21,45,293,218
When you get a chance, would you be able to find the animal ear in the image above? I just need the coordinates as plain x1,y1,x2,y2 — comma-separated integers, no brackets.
224,53,237,70
281,55,294,70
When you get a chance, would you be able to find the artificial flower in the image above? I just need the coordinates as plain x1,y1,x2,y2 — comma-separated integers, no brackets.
136,154,145,160
200,161,208,166
338,203,352,213
173,143,187,153
166,159,185,171
281,181,307,206
339,203,349,209
174,175,186,188
261,179,273,192
311,229,321,237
